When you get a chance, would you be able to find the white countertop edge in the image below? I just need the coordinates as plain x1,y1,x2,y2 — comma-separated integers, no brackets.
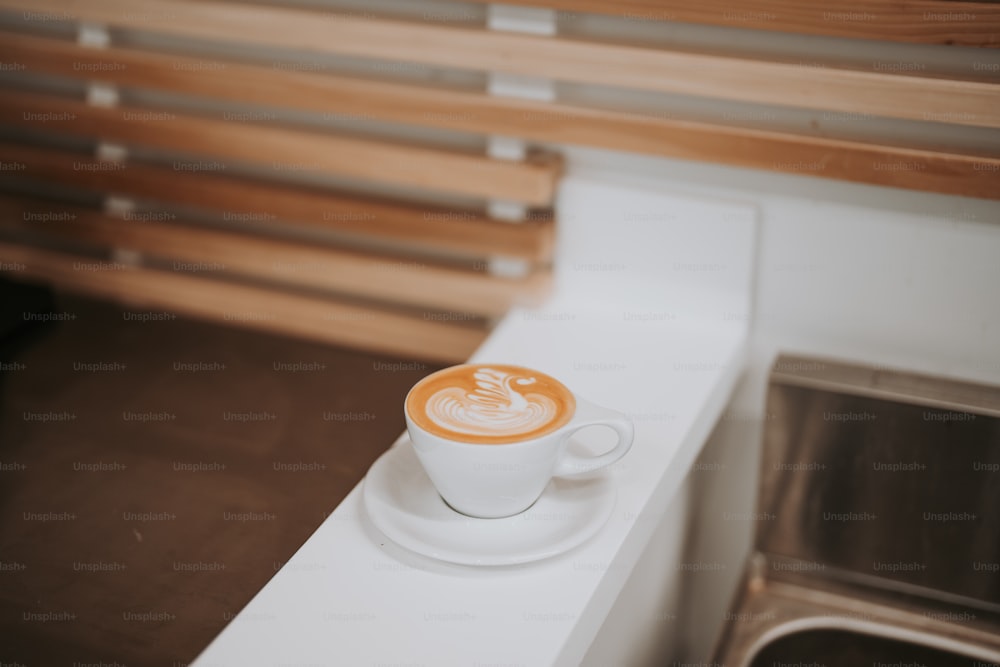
552,337,747,667
474,303,749,666
192,301,749,667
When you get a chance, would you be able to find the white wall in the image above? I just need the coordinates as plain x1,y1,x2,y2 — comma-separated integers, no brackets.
576,146,1000,665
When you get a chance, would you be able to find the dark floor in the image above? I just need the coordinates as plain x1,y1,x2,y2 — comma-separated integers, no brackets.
0,284,441,666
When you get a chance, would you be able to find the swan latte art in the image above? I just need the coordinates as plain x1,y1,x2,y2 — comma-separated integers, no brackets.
406,364,576,444
404,363,633,517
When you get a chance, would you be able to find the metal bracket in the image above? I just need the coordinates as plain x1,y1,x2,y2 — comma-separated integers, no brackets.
486,5,557,227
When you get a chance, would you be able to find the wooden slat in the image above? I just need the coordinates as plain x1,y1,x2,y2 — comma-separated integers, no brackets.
3,30,998,131
1,90,997,204
460,0,1000,48
0,141,554,262
1,1,997,126
0,195,548,317
0,90,562,207
0,241,485,363
1,86,997,203
0,38,996,200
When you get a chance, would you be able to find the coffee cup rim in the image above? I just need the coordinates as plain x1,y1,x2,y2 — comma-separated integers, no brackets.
404,363,576,445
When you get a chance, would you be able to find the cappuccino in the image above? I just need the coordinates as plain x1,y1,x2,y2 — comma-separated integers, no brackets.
405,364,575,444
404,363,634,518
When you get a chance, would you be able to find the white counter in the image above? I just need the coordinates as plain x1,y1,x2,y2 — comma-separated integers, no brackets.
193,171,757,666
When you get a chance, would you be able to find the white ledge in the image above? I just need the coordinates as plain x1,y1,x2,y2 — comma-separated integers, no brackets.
194,171,756,667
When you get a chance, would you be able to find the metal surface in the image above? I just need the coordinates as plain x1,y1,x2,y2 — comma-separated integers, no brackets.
748,628,995,667
713,353,1000,665
758,354,1000,609
716,576,1000,667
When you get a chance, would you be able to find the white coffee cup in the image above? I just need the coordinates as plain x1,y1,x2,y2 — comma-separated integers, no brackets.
404,363,634,519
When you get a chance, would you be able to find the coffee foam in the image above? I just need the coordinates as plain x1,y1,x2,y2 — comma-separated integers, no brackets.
406,364,575,444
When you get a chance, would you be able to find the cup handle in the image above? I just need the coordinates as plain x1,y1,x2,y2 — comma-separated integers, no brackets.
552,398,634,477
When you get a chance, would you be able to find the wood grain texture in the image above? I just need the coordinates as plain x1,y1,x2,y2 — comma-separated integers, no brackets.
3,31,997,130
9,0,999,47
0,2,997,123
0,241,486,363
0,141,554,262
461,0,1000,47
1,93,996,204
1,34,997,199
0,195,549,317
0,90,562,206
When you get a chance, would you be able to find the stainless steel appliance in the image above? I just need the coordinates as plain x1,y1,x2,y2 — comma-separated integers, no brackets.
712,354,1000,666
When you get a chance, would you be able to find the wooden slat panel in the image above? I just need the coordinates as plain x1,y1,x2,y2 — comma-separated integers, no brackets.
0,90,562,207
0,241,485,363
3,30,998,130
1,37,996,200
0,141,554,262
1,84,997,203
1,91,997,204
1,1,997,125
0,195,548,317
460,0,1000,48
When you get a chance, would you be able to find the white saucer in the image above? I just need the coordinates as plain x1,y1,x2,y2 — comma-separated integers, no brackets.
362,438,616,566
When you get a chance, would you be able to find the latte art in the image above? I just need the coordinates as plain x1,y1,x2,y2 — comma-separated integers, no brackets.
406,364,575,444
425,368,558,438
